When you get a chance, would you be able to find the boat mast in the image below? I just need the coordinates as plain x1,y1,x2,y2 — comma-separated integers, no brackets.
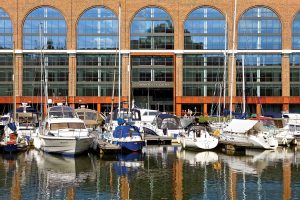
118,2,121,116
39,22,44,120
229,0,237,120
13,41,16,121
223,15,228,113
242,55,246,115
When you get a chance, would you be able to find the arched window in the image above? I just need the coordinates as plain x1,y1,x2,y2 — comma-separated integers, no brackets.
0,8,13,49
293,11,300,49
77,7,118,50
130,7,174,49
23,7,67,50
184,7,226,50
238,7,281,50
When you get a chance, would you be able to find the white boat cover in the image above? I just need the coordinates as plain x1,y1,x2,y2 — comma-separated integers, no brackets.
223,119,265,133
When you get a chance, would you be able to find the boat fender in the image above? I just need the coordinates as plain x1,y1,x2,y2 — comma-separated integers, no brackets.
282,138,287,145
213,129,220,137
213,162,221,170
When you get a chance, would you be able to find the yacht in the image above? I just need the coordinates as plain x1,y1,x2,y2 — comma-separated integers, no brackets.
142,113,185,141
34,104,93,155
219,119,278,150
178,123,218,150
103,118,144,152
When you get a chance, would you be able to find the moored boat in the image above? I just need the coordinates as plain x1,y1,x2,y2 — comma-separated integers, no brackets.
34,104,93,155
103,118,144,152
178,123,218,150
219,119,278,150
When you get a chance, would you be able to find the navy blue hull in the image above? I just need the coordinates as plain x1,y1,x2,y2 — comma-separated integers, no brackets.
114,141,143,152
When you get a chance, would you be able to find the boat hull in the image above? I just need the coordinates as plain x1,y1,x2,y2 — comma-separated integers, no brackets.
113,141,143,152
34,136,92,155
181,137,218,150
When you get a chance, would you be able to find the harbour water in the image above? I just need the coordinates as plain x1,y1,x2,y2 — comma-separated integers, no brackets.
0,145,300,200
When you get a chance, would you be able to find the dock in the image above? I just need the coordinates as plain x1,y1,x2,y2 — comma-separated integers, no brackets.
143,135,173,145
96,139,121,154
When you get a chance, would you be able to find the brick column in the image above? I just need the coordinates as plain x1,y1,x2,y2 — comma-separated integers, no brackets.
282,54,290,112
228,54,236,112
175,53,183,116
68,54,76,107
15,53,23,97
122,53,129,100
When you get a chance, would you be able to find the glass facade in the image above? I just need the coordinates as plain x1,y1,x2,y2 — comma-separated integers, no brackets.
76,54,119,96
236,54,282,96
131,56,173,82
184,7,226,49
131,56,173,111
23,7,67,50
23,54,68,96
0,8,13,49
77,7,118,50
0,54,13,96
238,7,281,50
293,12,300,49
130,7,174,49
290,54,300,96
183,54,225,96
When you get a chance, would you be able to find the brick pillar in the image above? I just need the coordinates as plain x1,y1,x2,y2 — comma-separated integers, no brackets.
282,54,290,112
228,54,236,112
69,54,76,107
203,104,208,116
256,104,261,117
15,53,23,97
97,103,101,113
122,53,129,101
175,53,183,116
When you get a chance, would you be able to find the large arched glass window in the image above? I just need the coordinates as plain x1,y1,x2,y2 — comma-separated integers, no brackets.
77,7,118,50
184,7,226,50
238,7,281,50
23,7,67,50
293,12,300,49
130,7,174,49
0,8,13,49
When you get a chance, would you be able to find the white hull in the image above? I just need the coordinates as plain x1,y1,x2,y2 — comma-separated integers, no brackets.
34,135,92,155
180,136,218,150
219,133,278,150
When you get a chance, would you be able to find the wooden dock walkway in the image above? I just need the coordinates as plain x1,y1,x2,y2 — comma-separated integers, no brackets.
143,135,174,145
96,139,121,153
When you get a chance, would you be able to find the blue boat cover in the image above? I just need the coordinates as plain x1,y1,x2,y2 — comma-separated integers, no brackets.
113,125,140,138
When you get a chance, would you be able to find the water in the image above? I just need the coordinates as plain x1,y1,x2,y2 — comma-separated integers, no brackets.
1,146,300,200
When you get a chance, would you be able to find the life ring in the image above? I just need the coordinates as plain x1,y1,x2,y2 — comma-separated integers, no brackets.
213,162,221,170
213,129,221,137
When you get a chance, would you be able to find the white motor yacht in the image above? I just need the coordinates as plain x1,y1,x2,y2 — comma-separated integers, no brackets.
220,119,278,150
34,105,93,155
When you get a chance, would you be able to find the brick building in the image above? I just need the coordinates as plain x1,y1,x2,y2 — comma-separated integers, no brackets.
0,0,300,116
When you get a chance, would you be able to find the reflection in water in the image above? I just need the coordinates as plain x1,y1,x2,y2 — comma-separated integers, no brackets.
0,146,299,199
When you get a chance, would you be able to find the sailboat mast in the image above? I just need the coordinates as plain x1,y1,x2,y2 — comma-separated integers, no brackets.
229,0,237,120
13,41,16,121
242,55,246,114
118,2,121,116
39,22,43,119
223,15,228,111
128,54,131,111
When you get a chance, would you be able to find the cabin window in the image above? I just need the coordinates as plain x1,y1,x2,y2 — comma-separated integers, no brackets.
289,125,296,131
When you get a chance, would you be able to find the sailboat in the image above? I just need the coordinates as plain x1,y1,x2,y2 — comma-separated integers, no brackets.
0,43,30,152
178,122,218,150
